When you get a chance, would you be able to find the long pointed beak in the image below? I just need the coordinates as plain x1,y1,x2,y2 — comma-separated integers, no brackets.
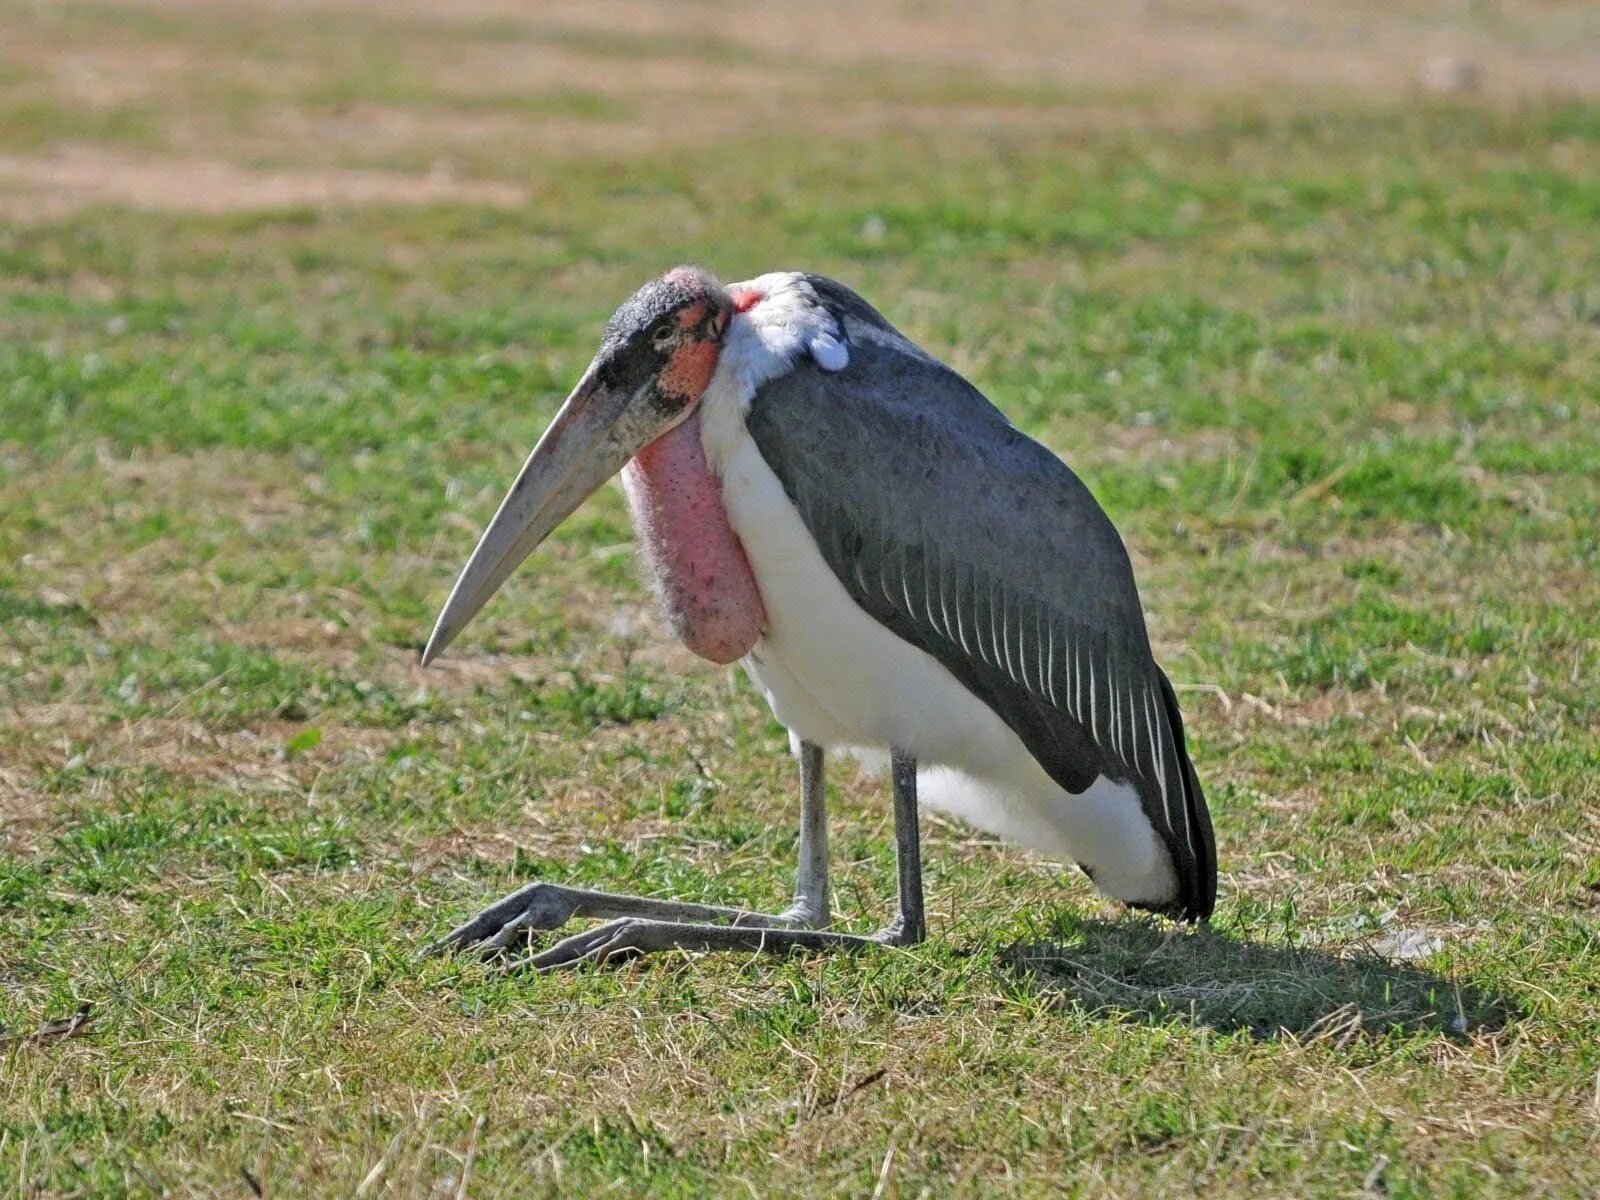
421,362,656,666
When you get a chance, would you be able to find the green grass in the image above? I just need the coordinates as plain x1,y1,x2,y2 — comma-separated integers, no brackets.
2,3,1600,1196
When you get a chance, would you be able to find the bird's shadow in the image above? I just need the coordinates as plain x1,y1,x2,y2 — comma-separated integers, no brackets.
1000,917,1516,1041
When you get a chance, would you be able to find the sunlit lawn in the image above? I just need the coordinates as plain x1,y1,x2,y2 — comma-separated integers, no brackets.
2,2,1599,1196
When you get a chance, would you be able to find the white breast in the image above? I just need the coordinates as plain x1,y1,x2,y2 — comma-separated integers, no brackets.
694,275,1178,908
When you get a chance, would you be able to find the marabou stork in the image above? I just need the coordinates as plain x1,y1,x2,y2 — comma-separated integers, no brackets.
421,267,1215,970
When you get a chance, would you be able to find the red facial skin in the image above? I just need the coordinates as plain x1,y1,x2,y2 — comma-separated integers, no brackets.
657,301,722,404
621,316,765,665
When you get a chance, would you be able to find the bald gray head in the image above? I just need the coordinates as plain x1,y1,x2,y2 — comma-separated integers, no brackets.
421,265,734,665
591,265,732,413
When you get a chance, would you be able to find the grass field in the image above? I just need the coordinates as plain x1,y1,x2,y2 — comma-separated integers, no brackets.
2,2,1599,1196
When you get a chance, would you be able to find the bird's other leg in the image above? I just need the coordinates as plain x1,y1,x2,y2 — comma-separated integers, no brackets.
876,748,926,946
423,739,833,960
525,748,926,971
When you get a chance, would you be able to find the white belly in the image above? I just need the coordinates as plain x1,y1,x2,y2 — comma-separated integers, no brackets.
714,431,1177,907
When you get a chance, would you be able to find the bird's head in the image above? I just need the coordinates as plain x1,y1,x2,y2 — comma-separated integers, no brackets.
420,266,733,665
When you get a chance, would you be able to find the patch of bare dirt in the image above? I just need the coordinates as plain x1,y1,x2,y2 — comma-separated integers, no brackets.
0,148,524,218
0,764,48,853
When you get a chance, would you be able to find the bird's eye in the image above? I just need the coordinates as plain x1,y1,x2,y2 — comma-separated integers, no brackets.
650,320,675,348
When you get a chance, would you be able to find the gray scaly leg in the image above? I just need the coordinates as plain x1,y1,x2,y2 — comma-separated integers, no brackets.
424,739,835,960
747,738,830,929
880,748,926,945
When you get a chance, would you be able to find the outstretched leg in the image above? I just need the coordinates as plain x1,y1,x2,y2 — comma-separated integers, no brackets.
425,739,835,959
522,748,926,972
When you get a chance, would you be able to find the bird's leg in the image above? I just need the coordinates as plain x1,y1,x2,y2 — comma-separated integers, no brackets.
741,738,830,929
878,748,926,945
424,739,834,960
522,749,926,971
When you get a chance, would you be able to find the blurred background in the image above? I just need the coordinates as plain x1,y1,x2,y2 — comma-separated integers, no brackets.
4,2,1599,216
2,2,1598,1197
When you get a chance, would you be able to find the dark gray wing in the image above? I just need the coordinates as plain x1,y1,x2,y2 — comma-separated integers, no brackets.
744,276,1216,920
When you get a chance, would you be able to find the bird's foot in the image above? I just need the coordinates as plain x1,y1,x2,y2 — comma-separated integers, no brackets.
516,917,907,973
870,914,924,947
422,881,824,961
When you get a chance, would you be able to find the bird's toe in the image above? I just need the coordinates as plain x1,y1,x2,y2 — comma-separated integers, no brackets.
423,882,580,959
523,919,646,973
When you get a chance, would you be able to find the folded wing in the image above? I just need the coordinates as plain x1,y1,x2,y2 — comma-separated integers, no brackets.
743,277,1216,920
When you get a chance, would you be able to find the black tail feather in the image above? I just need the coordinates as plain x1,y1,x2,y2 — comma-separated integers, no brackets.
1156,670,1217,922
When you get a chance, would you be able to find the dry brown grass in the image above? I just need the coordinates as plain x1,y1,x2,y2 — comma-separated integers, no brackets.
0,148,524,217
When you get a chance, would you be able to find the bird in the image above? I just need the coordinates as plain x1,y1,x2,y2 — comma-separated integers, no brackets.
420,266,1215,971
